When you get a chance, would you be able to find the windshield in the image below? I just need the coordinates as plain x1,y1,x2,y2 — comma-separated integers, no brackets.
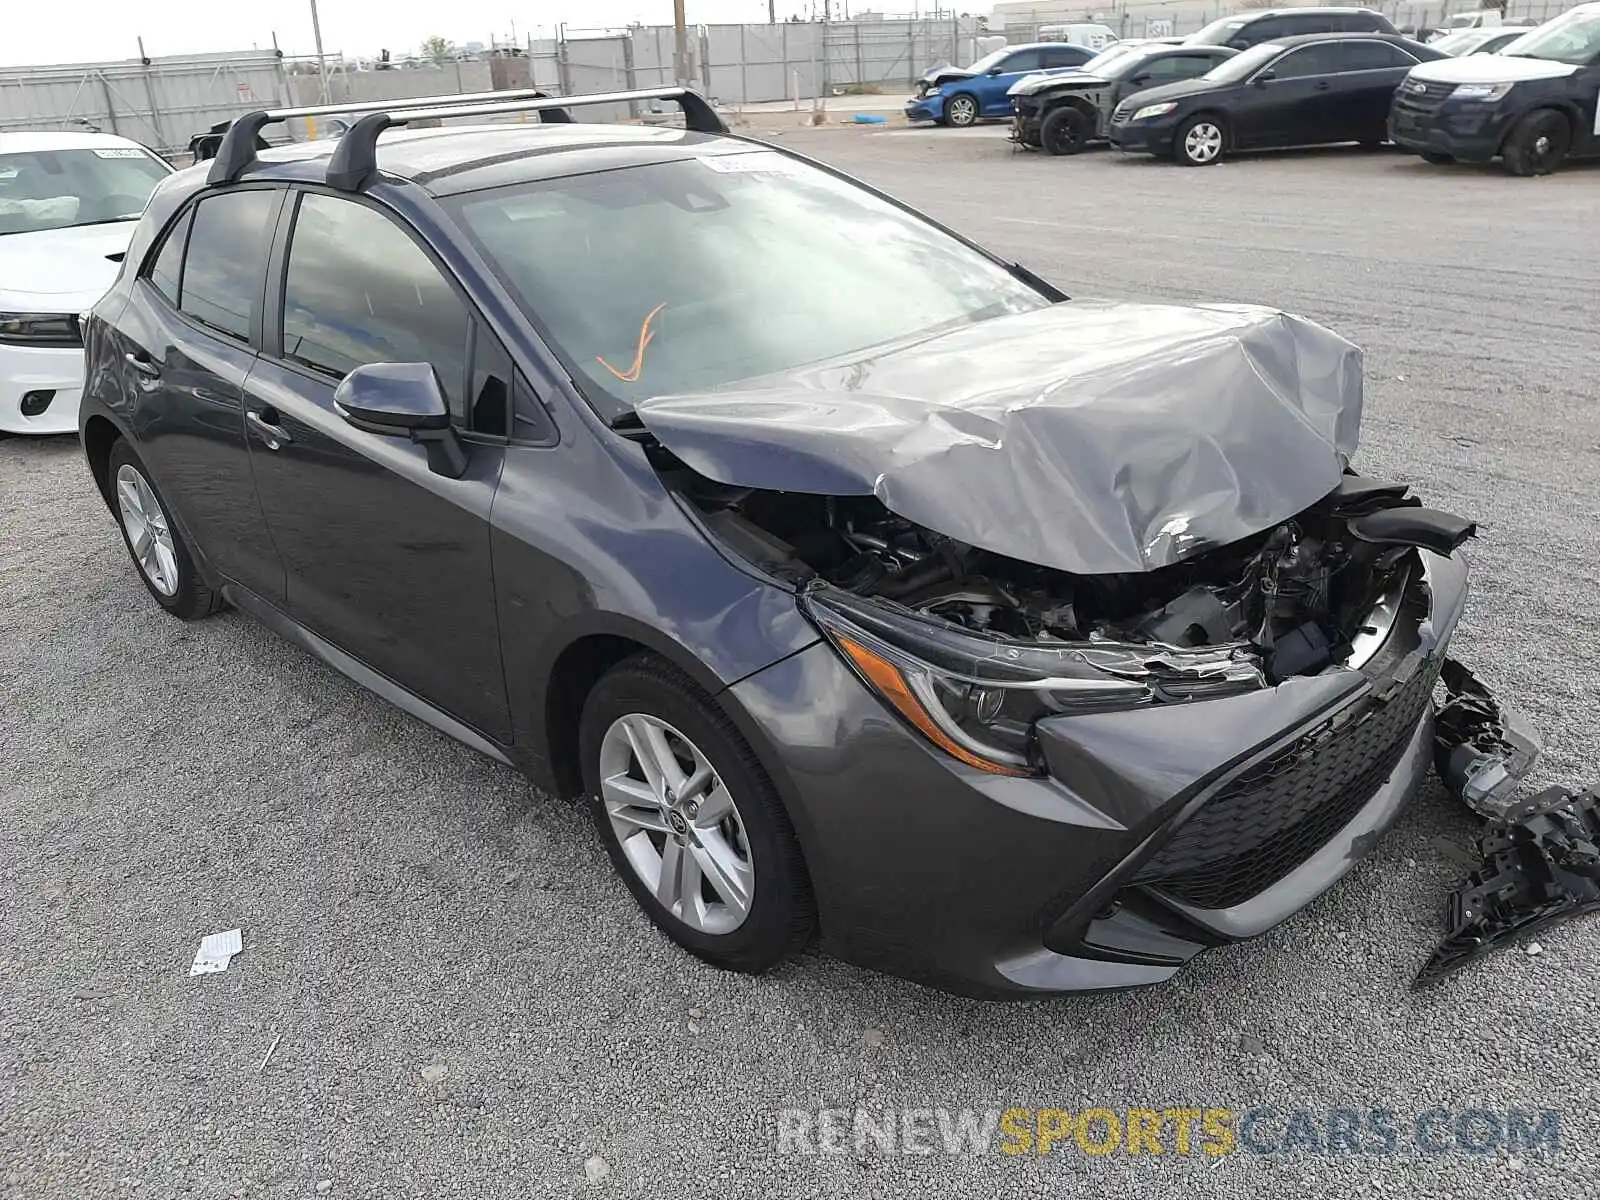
0,146,170,236
1097,46,1167,78
1080,44,1141,72
447,152,1048,417
1430,29,1495,54
964,48,1011,73
1202,42,1282,82
1187,17,1249,45
1499,10,1600,63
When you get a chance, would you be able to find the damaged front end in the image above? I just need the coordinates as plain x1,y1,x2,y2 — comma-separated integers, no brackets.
673,469,1473,778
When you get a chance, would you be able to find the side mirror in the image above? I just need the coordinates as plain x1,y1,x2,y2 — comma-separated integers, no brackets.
1129,73,1152,84
987,66,1006,75
1254,69,1277,85
334,361,468,478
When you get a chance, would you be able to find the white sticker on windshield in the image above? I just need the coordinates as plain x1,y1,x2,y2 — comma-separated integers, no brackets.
701,152,803,175
92,147,147,159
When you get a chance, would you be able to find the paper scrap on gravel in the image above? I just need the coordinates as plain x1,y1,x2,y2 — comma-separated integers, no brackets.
189,929,243,976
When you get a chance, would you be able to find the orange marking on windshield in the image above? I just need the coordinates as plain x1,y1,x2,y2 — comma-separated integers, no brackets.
597,302,667,384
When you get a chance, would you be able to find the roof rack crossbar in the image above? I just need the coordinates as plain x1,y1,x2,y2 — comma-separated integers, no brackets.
204,87,575,185
323,87,726,193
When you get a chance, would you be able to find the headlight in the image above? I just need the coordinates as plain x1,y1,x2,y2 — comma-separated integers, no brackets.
1452,81,1514,101
0,312,82,346
1132,102,1178,121
803,586,1263,777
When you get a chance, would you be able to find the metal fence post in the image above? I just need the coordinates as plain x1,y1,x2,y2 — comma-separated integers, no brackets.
740,25,749,105
135,37,167,151
97,72,121,135
700,28,712,95
623,32,638,116
557,26,573,96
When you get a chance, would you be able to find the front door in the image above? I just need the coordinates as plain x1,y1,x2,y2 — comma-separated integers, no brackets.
242,188,512,741
1236,43,1348,147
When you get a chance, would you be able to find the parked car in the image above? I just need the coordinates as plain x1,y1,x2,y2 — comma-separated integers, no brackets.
1108,33,1445,165
1389,3,1600,174
906,42,1102,126
1429,25,1535,55
1010,43,1239,154
1427,9,1504,40
0,131,172,436
1035,22,1121,51
82,87,1478,998
1185,7,1399,49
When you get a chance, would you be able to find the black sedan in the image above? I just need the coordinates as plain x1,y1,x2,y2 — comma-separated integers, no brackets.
1107,33,1446,164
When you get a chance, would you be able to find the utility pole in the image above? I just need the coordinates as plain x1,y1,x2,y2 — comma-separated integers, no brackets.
769,0,776,22
308,0,331,103
673,0,690,86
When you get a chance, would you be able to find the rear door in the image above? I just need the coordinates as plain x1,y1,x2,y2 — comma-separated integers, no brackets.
108,187,286,601
242,188,512,740
1337,40,1424,137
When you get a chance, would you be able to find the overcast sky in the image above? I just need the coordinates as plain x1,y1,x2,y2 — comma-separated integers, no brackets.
2,1,855,67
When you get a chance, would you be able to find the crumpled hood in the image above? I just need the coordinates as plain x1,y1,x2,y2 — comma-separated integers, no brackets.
1010,70,1109,97
918,65,976,88
637,301,1363,576
0,222,135,311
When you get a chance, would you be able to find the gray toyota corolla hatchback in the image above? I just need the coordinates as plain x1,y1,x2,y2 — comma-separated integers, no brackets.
79,88,1475,997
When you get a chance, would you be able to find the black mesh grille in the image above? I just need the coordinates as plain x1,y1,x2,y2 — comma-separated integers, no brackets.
1392,79,1457,117
1133,657,1440,909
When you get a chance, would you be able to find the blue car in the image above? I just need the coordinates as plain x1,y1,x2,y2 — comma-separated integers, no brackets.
906,42,1105,126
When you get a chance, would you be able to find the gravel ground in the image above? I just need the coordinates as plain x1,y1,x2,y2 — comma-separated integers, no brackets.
4,127,1600,1199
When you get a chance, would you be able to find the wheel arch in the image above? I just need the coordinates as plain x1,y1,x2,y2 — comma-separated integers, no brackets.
1497,102,1580,156
82,413,124,508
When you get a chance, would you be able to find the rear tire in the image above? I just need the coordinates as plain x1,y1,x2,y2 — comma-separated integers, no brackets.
579,653,815,975
1501,109,1570,176
1040,106,1091,156
1175,114,1225,166
944,92,979,128
1420,151,1455,165
106,439,224,620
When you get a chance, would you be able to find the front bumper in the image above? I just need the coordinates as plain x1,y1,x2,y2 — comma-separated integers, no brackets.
904,94,944,122
1107,113,1179,155
1388,96,1515,162
0,341,84,435
729,550,1468,997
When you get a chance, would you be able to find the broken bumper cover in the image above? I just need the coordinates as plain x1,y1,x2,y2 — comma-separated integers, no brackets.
728,550,1467,997
1417,783,1600,988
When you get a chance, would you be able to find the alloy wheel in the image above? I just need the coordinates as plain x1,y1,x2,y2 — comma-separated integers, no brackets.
114,463,179,596
1184,121,1223,164
946,95,978,127
598,713,755,935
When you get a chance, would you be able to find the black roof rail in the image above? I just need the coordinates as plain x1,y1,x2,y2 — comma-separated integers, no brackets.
323,87,727,193
203,88,575,185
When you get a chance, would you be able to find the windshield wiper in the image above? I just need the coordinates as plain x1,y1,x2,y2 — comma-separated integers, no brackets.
70,215,143,228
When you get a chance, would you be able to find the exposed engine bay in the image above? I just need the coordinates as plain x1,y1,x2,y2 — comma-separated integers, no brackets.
678,469,1475,686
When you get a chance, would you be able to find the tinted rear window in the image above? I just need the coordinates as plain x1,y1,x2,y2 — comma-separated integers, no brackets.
180,190,276,341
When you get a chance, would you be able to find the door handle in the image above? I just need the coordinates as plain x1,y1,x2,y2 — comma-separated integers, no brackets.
124,352,161,379
246,409,292,451
1314,80,1332,91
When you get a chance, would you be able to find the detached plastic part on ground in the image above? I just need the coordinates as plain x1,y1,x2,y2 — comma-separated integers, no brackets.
1418,661,1600,987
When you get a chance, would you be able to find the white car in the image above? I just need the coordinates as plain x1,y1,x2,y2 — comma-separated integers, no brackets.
0,131,173,435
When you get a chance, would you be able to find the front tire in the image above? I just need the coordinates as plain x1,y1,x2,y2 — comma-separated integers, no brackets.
1175,114,1225,166
944,92,979,128
1040,106,1091,156
1502,109,1570,176
579,654,815,975
107,439,224,620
